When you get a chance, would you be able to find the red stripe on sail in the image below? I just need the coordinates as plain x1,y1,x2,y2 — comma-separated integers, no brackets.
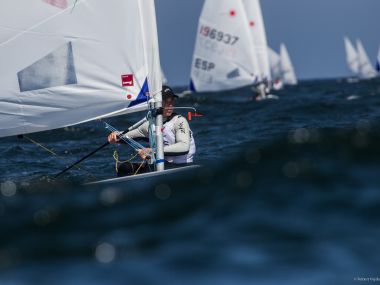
43,0,68,9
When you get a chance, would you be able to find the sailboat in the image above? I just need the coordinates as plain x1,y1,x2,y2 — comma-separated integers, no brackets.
356,39,377,80
241,0,275,99
344,36,359,81
279,43,297,85
267,47,283,90
0,0,193,183
189,0,260,93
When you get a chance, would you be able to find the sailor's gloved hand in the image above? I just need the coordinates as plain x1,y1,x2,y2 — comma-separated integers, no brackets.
137,148,152,160
108,131,121,144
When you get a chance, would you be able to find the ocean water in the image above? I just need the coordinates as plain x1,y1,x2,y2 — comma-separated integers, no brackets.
1,78,380,284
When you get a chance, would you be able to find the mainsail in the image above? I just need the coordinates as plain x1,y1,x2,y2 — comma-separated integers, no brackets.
190,0,260,92
280,43,297,85
0,0,162,138
356,39,376,80
242,0,271,83
344,36,359,75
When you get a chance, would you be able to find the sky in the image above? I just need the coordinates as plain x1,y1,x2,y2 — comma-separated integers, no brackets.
155,0,380,86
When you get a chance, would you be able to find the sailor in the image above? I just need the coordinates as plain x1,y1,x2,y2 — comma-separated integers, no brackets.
254,78,270,101
108,85,196,176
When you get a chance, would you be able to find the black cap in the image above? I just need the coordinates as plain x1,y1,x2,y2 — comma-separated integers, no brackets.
162,85,178,100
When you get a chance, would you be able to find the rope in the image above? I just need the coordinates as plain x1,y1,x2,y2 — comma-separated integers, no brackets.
105,118,156,175
134,159,147,175
23,135,97,180
113,150,147,176
113,150,138,173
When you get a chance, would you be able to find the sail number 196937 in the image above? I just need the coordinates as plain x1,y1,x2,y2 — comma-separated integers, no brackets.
200,25,239,45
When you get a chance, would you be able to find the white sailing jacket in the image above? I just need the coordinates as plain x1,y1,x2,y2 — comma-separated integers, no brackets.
124,114,196,164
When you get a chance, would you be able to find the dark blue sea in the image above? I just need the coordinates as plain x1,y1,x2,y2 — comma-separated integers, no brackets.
1,78,380,285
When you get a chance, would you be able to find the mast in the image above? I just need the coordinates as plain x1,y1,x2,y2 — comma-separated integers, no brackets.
138,0,164,171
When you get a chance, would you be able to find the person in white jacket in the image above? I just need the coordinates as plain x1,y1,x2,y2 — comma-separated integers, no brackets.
108,85,196,176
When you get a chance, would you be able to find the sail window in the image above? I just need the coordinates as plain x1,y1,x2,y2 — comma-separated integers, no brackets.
17,42,77,92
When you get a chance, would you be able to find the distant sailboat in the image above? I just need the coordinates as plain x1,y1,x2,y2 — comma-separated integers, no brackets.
242,0,271,84
267,46,283,90
189,0,260,92
344,37,359,77
356,39,377,80
280,43,297,85
376,46,380,73
242,0,275,100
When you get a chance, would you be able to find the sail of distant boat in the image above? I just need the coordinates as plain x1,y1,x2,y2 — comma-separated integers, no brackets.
242,0,271,84
376,46,380,73
279,43,297,85
267,46,283,90
0,0,166,171
356,39,377,79
189,0,260,92
344,37,359,76
161,68,168,84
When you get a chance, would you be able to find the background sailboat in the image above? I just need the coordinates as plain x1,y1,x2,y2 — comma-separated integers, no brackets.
242,0,271,85
344,36,359,78
0,0,166,174
267,46,284,90
280,43,298,85
356,39,377,80
377,46,380,73
189,0,260,92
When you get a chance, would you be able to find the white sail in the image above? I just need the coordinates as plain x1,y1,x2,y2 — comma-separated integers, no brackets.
0,0,162,138
356,39,377,79
280,43,297,85
242,0,271,82
267,46,283,90
267,47,282,80
344,37,359,75
161,68,168,84
377,46,380,73
190,0,260,92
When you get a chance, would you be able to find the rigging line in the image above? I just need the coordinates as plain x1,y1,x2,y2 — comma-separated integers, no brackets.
104,122,145,150
134,159,147,175
105,124,142,150
113,150,139,174
23,135,97,180
70,0,79,13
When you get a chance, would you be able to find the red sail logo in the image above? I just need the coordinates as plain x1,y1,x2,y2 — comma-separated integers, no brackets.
121,74,134,87
42,0,68,9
